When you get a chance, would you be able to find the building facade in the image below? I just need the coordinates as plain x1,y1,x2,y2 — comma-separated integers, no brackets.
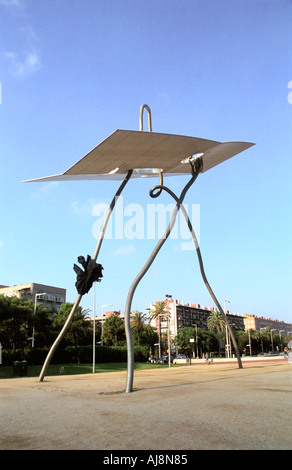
243,313,292,335
149,298,292,339
149,298,245,339
0,283,66,311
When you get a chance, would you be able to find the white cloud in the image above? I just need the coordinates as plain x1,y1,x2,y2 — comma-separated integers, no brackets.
1,2,41,77
71,198,98,217
5,50,41,77
113,244,136,256
26,182,60,206
33,181,59,196
0,240,4,249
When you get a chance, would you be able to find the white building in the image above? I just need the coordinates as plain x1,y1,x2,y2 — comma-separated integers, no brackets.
0,283,66,311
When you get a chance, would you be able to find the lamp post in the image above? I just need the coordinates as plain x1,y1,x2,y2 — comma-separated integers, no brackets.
248,328,252,356
92,299,113,373
224,300,230,358
271,329,276,352
32,292,47,347
165,294,172,367
260,327,266,353
157,314,164,360
279,330,285,351
195,324,199,358
101,304,113,345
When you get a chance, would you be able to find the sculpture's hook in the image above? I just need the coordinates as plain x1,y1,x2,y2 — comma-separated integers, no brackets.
139,104,152,132
139,104,163,196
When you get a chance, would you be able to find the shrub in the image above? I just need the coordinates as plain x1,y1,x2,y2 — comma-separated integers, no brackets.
1,344,150,366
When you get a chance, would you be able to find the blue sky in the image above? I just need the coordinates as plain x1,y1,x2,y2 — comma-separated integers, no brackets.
0,0,291,324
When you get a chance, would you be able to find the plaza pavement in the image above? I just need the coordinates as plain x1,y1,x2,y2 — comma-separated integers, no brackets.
0,357,291,451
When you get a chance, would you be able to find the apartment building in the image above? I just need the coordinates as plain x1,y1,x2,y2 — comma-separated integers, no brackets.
149,298,292,339
0,283,66,311
149,298,245,339
243,313,292,335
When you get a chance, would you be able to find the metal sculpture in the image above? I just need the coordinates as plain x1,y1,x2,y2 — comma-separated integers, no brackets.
24,104,254,387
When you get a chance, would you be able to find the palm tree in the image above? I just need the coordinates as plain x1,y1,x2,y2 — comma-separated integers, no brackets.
150,302,168,357
207,310,225,334
130,310,147,345
207,310,226,354
149,301,167,319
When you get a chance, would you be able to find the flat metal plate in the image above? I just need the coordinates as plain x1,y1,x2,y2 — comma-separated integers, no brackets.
24,129,254,182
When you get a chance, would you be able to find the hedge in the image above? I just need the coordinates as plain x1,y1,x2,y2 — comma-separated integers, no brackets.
1,344,150,365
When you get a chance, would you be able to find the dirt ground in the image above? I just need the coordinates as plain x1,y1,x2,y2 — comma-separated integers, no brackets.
0,358,291,451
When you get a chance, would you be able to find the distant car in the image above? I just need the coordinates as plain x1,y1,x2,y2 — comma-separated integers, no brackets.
173,354,188,364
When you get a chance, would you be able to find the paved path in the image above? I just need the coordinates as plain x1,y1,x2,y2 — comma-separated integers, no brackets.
0,358,291,450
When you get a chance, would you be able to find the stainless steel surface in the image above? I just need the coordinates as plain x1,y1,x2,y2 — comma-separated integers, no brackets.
24,130,254,182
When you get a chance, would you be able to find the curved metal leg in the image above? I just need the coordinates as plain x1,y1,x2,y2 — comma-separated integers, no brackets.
169,196,242,369
38,170,133,382
125,157,243,391
124,160,202,393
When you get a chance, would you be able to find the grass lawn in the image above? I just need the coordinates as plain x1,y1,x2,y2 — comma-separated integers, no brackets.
0,362,168,378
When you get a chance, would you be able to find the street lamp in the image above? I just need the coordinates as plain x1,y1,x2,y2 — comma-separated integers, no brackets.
279,330,285,352
195,324,199,358
157,314,164,359
101,304,113,344
224,300,230,358
165,294,172,367
92,296,113,374
32,292,47,347
271,329,276,352
248,328,252,357
260,327,266,353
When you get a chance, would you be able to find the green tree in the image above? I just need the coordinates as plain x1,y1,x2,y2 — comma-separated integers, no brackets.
149,302,169,355
207,310,226,353
25,299,54,348
259,326,280,352
139,323,158,352
130,310,147,346
53,302,91,363
197,329,218,356
0,295,12,348
101,314,125,346
149,302,167,320
207,310,225,334
0,295,31,353
174,327,196,357
249,329,263,355
174,327,217,357
236,330,250,355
